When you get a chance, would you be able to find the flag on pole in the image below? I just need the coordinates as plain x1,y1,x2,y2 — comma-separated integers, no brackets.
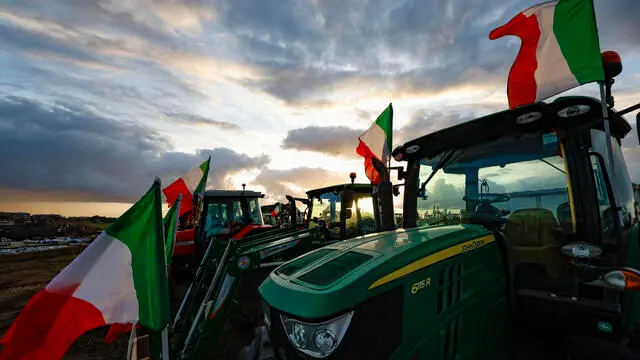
163,157,210,217
270,203,281,217
489,0,604,108
163,195,181,264
0,180,170,360
104,194,181,345
356,104,393,185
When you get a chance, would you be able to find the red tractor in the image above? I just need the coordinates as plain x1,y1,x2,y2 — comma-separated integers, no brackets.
171,188,277,280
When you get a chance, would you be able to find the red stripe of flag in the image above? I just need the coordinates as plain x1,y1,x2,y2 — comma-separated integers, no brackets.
356,139,382,185
162,178,194,217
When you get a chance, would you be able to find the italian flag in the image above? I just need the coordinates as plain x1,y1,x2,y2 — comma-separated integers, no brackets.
489,0,605,108
163,157,210,217
104,194,181,345
356,104,393,185
0,181,170,360
270,203,281,217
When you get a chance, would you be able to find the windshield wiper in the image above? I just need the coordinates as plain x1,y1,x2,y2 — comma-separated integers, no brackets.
418,149,462,198
539,158,566,174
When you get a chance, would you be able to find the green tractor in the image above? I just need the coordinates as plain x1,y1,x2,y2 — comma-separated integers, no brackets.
258,95,640,357
170,174,396,359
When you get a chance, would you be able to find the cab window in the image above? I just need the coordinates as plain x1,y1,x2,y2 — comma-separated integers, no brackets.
230,200,246,226
248,198,264,225
355,195,377,235
590,129,637,229
417,131,575,237
204,202,229,237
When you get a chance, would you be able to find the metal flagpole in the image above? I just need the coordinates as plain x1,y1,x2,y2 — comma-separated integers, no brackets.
127,322,138,360
161,327,170,360
599,81,617,181
161,194,180,360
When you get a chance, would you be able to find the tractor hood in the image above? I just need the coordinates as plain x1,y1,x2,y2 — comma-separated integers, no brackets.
259,224,492,319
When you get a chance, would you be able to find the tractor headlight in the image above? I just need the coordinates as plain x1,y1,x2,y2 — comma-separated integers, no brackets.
280,311,354,358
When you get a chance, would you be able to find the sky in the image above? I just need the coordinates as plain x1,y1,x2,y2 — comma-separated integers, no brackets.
0,0,639,217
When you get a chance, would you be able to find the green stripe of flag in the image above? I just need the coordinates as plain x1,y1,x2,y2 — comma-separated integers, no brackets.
163,197,179,263
194,157,210,195
553,0,604,84
375,104,393,155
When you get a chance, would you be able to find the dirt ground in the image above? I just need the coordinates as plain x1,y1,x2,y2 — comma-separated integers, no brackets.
0,246,129,360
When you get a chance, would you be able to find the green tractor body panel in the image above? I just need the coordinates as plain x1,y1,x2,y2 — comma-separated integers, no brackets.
260,224,508,359
261,225,488,317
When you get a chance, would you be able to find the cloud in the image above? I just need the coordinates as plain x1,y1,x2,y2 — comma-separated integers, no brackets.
207,0,531,105
281,126,363,157
0,96,267,202
252,167,348,200
279,105,496,158
162,112,241,130
203,0,640,107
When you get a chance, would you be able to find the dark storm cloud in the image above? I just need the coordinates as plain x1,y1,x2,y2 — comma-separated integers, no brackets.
163,112,241,130
281,126,363,157
0,96,268,202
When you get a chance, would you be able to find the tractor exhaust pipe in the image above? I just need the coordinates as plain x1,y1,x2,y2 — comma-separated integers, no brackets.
371,158,395,232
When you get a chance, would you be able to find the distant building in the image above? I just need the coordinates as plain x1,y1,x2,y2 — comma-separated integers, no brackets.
0,212,30,225
31,214,63,225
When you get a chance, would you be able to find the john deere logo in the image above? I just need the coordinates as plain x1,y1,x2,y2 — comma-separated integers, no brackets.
237,256,250,270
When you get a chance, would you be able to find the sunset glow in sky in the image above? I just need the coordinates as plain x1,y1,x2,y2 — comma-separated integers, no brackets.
0,0,639,217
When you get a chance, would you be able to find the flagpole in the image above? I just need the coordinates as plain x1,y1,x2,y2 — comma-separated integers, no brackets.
161,327,170,360
127,322,138,360
598,82,617,181
151,177,171,360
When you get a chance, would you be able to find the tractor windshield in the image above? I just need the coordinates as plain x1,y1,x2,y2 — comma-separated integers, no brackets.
417,130,575,234
310,191,377,239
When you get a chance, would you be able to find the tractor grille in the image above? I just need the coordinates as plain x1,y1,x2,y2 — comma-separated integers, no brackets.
267,286,403,360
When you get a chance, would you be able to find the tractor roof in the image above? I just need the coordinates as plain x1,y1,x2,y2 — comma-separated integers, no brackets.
396,96,632,162
306,183,373,198
203,190,264,198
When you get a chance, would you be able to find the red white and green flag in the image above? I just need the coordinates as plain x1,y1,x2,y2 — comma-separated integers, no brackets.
489,0,605,108
104,194,181,345
356,103,393,185
163,156,210,217
270,203,281,217
0,180,170,360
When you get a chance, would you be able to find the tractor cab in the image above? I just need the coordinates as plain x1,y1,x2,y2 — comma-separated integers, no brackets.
305,181,381,242
259,95,640,359
172,188,274,279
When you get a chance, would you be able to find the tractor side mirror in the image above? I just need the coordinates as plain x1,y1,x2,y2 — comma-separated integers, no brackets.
343,209,353,219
